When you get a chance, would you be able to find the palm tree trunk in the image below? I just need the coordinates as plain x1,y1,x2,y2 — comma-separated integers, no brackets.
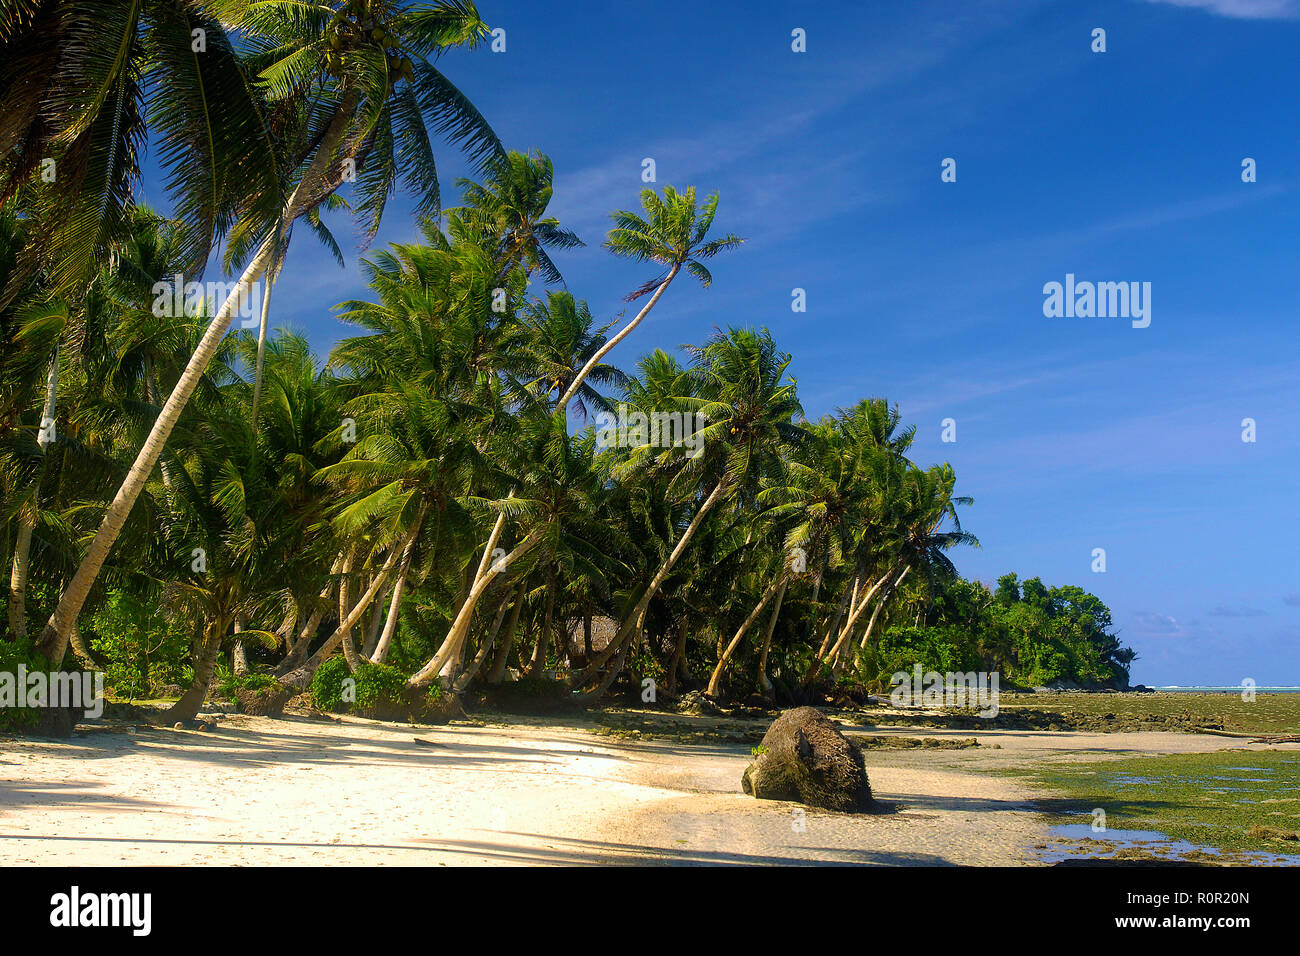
35,93,361,664
278,601,327,673
370,566,407,664
232,614,249,676
361,579,391,659
166,621,225,723
486,579,527,684
858,565,909,651
570,639,630,705
528,566,556,677
371,507,425,663
806,567,894,686
706,570,787,697
815,576,857,661
556,262,680,418
338,547,365,671
570,478,727,691
453,590,513,694
7,514,34,642
8,350,58,643
68,622,98,668
250,261,277,421
664,627,687,695
407,524,544,688
756,577,788,698
279,529,412,688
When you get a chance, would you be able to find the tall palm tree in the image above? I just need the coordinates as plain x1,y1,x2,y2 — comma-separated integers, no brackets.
449,149,583,283
0,0,283,302
555,185,743,418
36,0,503,663
571,327,802,699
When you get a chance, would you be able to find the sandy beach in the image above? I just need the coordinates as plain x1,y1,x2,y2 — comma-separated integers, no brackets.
2,711,1289,866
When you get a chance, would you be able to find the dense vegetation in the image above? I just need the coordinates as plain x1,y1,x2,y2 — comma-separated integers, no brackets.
0,1,1132,730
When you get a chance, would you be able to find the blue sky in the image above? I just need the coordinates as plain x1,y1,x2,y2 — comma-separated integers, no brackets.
177,0,1300,684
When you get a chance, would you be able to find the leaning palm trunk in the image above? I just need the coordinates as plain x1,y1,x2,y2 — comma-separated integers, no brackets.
815,576,857,662
755,578,788,698
361,580,391,659
166,621,225,723
278,554,346,671
36,95,360,665
570,479,728,692
67,622,98,668
570,638,630,706
858,565,909,652
338,548,366,671
371,506,426,663
555,262,680,419
452,590,513,694
806,567,894,686
8,351,59,641
486,580,527,684
528,568,556,677
280,529,412,689
407,522,544,688
370,565,408,664
279,606,325,671
706,569,788,697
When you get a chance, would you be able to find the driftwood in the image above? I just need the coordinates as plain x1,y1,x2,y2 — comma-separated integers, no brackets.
1198,728,1300,743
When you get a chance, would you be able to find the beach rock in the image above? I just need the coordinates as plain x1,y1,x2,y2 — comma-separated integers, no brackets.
742,706,873,812
675,690,723,716
29,704,78,738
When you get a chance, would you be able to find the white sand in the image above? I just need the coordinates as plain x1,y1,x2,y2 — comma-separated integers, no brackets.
0,713,1286,866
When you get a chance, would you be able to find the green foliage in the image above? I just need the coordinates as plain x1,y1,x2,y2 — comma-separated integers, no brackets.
0,640,57,730
217,672,282,697
871,573,1135,690
86,591,190,701
310,657,435,714
309,656,354,712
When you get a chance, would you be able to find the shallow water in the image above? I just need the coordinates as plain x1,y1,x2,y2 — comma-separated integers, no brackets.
1039,820,1300,866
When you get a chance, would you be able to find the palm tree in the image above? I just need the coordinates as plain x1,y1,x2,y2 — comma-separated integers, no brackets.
450,149,583,283
0,0,283,302
36,0,503,663
555,185,743,419
510,290,624,420
571,327,802,700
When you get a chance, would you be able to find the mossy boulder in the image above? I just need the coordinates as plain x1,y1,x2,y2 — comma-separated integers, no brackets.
232,681,296,717
742,706,873,812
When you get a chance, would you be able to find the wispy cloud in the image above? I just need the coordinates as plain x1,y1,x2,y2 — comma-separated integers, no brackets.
1208,605,1267,617
1131,611,1187,638
1143,0,1300,19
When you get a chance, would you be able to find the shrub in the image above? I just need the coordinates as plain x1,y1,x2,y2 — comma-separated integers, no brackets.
309,658,437,716
0,641,56,730
86,590,189,700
